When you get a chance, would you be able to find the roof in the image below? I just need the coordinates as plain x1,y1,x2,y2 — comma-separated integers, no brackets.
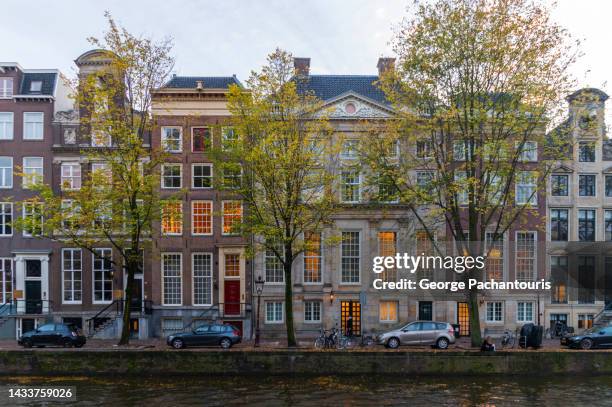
19,72,57,96
296,75,388,105
566,88,609,103
162,75,243,89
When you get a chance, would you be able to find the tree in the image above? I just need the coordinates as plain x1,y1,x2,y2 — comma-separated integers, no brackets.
213,49,336,347
17,13,174,345
362,0,578,346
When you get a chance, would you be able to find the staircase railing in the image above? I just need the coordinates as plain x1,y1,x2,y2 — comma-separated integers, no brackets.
10,299,53,315
0,301,13,317
86,300,123,334
182,302,251,330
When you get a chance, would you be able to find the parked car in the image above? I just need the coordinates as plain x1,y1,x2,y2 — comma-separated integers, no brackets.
18,323,86,348
562,325,612,350
166,323,241,349
377,321,456,349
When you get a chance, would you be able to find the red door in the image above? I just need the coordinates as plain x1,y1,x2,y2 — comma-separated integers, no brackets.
224,280,241,315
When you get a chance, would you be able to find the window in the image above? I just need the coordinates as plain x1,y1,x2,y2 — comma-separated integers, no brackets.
191,127,211,152
304,301,321,323
23,157,43,188
379,301,398,323
0,78,13,98
579,174,596,196
91,162,111,185
62,249,82,303
161,318,183,336
0,156,12,188
0,258,12,303
192,164,212,188
224,253,240,277
606,176,612,197
578,209,595,241
486,301,503,322
517,141,537,162
161,127,182,152
578,314,594,330
161,164,182,189
91,130,111,147
454,171,468,205
0,203,12,236
551,174,568,197
416,140,431,158
61,163,81,190
578,141,596,162
222,165,242,189
378,231,397,282
61,199,81,230
304,232,322,283
0,112,13,140
515,232,535,282
341,231,360,283
92,248,113,303
192,253,212,306
606,210,612,241
222,127,237,150
416,230,436,279
378,172,398,202
340,139,359,159
191,201,212,235
162,253,182,305
341,170,360,203
265,302,283,323
161,201,182,235
517,302,534,322
551,256,568,304
515,171,537,205
416,171,434,192
222,201,242,235
265,242,284,283
550,209,568,241
29,81,42,93
23,112,44,140
578,256,595,304
22,202,43,237
485,232,504,281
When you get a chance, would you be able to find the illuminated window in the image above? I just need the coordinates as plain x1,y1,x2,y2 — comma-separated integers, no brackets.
224,253,240,277
485,232,504,281
578,314,594,330
551,256,568,304
191,201,212,235
161,201,182,235
379,301,398,322
222,201,242,235
304,232,322,283
378,231,397,282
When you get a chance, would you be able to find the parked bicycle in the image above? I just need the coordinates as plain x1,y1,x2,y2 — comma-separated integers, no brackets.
501,329,516,349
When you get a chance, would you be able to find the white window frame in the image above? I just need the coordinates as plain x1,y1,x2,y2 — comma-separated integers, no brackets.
61,162,81,191
161,126,182,153
221,200,242,236
22,202,43,237
0,156,13,188
265,301,284,324
515,231,537,282
0,202,12,236
485,301,503,323
265,241,284,284
23,112,44,140
340,230,361,284
161,163,182,189
29,80,42,93
515,171,538,206
221,126,237,150
304,301,322,323
192,252,213,306
22,156,43,188
517,301,534,323
191,163,213,189
191,200,213,236
484,231,505,281
62,248,82,304
0,78,13,98
454,171,468,206
0,258,13,303
161,252,183,306
161,201,183,236
517,141,537,162
303,231,323,284
379,300,399,323
0,112,14,140
92,248,113,304
340,139,359,159
340,169,361,203
191,126,212,152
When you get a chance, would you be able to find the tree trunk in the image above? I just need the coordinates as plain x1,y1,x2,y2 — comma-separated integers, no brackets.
283,253,296,347
468,288,482,347
118,258,135,345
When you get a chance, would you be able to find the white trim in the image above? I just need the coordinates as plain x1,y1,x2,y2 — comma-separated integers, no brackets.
303,300,322,323
191,252,213,306
0,156,13,189
61,248,82,305
161,201,183,236
485,301,504,323
514,230,537,281
221,200,242,236
92,248,113,305
303,231,323,285
22,112,44,140
191,126,212,152
161,126,183,153
516,301,535,323
0,202,12,237
161,163,182,189
191,200,213,236
340,230,361,284
0,111,14,140
191,163,213,189
161,252,183,306
379,300,399,323
22,156,43,189
265,301,284,324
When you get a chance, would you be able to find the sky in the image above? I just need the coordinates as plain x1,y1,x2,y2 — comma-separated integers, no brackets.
1,0,611,93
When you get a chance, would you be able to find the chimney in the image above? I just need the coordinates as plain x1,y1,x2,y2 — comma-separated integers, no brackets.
195,80,204,90
377,57,395,77
293,57,310,76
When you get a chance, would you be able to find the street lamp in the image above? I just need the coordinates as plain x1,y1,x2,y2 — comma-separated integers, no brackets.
254,275,265,347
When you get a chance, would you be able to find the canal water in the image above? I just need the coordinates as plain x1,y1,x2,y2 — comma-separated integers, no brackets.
0,375,611,406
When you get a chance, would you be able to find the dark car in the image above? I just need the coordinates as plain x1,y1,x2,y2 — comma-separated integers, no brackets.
166,323,241,349
18,323,86,348
562,326,612,350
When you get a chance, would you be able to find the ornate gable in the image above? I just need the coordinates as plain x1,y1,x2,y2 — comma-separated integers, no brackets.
320,92,393,119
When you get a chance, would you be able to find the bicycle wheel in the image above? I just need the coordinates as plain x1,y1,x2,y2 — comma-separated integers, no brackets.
337,337,349,349
507,336,515,348
314,337,326,349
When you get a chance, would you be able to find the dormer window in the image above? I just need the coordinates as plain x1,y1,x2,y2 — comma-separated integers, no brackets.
0,78,13,98
30,81,42,93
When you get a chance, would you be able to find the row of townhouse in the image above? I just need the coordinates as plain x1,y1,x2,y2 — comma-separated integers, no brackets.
0,50,610,341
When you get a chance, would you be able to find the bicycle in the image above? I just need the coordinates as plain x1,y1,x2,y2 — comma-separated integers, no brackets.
501,329,516,349
314,328,330,349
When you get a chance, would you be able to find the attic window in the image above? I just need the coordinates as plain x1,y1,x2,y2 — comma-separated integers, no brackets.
30,81,42,93
345,102,356,114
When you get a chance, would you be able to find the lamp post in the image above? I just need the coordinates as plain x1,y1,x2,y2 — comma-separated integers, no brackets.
254,275,265,347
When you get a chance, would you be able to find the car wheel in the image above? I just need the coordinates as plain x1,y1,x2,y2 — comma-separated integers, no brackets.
436,337,449,350
220,338,232,349
172,338,185,349
22,339,32,348
62,339,73,348
580,338,594,350
387,337,400,349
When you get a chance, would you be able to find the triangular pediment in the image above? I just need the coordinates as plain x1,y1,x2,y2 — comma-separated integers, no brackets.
552,165,573,173
318,91,394,119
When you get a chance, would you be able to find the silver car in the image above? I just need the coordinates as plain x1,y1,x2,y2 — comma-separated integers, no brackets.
377,321,456,349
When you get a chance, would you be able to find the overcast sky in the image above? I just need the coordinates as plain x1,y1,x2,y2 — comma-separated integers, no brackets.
2,0,610,92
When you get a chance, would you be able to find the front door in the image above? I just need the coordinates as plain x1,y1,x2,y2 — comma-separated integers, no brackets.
457,302,470,336
224,281,241,315
605,260,612,309
419,301,433,321
25,280,42,314
130,278,143,313
341,301,361,336
21,318,36,335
